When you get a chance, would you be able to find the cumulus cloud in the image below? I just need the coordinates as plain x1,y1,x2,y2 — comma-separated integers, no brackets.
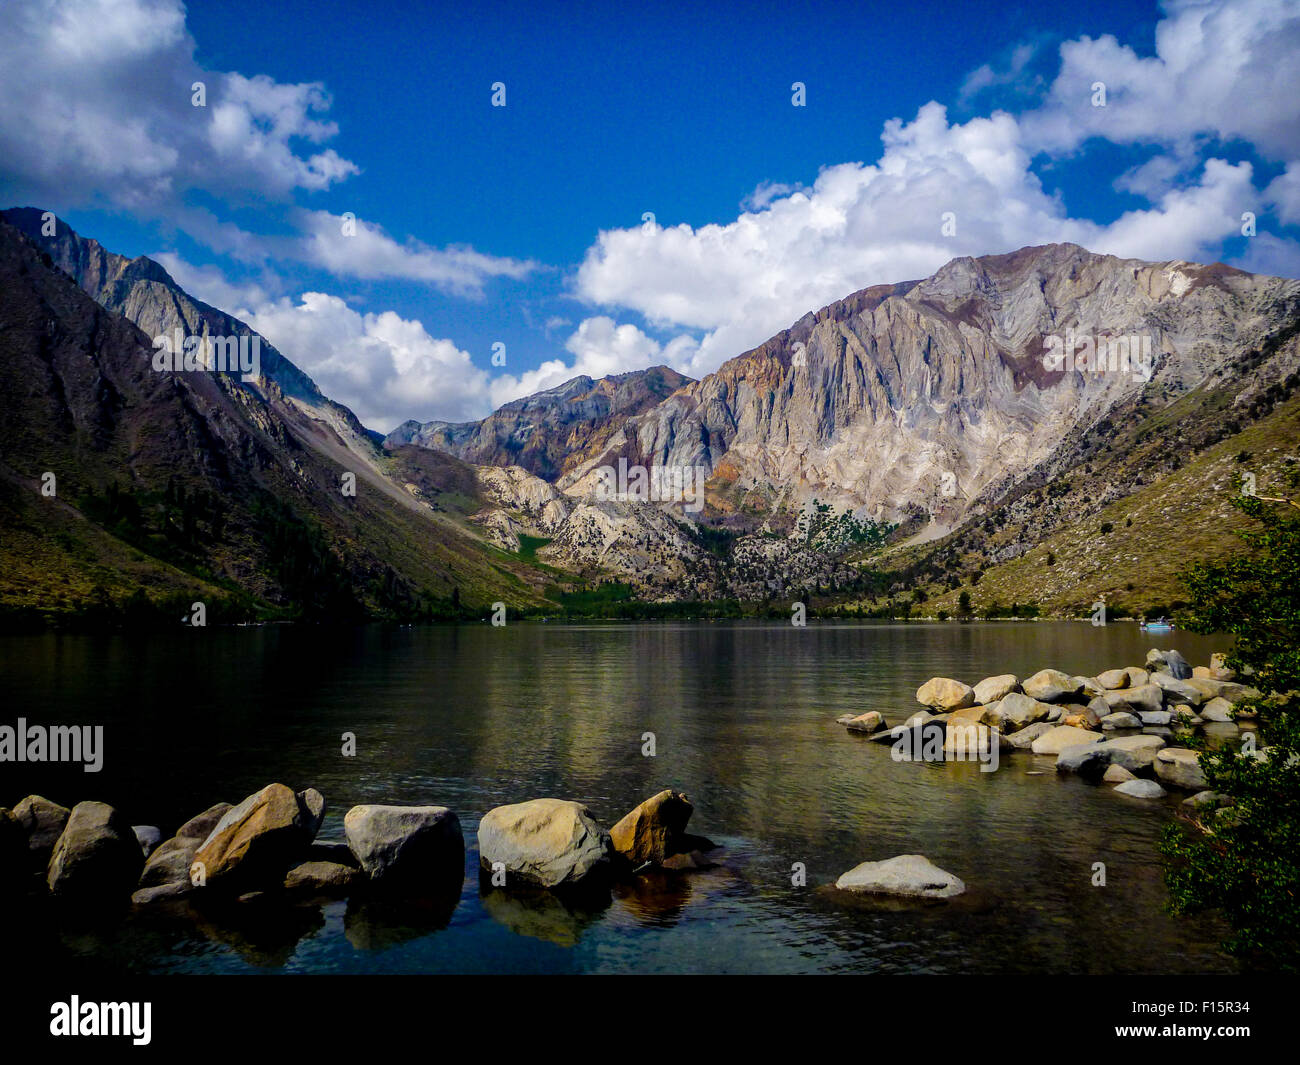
242,293,494,431
0,0,533,293
294,210,536,294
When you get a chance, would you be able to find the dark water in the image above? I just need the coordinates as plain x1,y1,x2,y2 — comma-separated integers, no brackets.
2,621,1239,974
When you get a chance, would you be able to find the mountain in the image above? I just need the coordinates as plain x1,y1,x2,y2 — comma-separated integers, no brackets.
385,366,692,481
0,211,564,625
395,242,1300,612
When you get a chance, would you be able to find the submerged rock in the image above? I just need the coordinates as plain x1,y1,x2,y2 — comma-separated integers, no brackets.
1115,779,1167,799
836,854,965,898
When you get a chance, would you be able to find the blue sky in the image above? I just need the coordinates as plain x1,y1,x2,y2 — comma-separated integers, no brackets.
2,0,1298,433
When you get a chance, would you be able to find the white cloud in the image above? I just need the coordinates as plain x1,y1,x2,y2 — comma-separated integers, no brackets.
295,210,536,294
242,293,494,431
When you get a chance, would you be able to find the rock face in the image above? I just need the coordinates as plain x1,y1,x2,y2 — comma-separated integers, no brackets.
47,801,141,899
836,855,965,898
13,795,70,858
972,675,1020,705
916,678,975,711
609,790,697,867
1154,748,1209,790
342,805,464,888
1022,669,1082,703
192,784,320,892
477,799,613,890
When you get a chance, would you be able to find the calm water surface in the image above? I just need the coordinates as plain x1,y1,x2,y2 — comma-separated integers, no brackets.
1,621,1238,974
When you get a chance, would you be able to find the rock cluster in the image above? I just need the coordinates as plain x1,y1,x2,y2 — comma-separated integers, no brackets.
2,784,720,913
837,648,1260,804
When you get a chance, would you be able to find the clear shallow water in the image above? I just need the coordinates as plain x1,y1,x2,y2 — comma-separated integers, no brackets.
2,621,1238,974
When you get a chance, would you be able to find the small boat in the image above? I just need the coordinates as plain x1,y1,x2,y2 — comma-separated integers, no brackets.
1140,617,1173,633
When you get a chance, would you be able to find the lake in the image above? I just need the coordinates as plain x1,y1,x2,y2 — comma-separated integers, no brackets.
2,621,1239,974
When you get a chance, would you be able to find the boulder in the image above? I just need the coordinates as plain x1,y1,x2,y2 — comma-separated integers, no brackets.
1200,697,1235,723
1100,712,1142,730
1184,791,1229,809
609,790,700,867
990,692,1051,731
841,711,887,733
477,799,613,890
1102,684,1163,715
192,783,320,892
903,711,935,729
1187,679,1258,703
1103,764,1136,783
835,854,965,898
1115,779,1167,799
137,834,201,894
1056,734,1167,777
1150,673,1206,707
133,826,162,858
47,801,142,899
1146,648,1192,679
1071,676,1104,699
343,804,464,888
1154,748,1208,790
1097,668,1129,690
177,802,233,840
12,794,69,857
1007,721,1056,749
943,721,1011,758
1209,653,1236,681
284,860,363,898
307,840,359,866
972,675,1020,705
1031,725,1104,755
1192,666,1211,679
915,678,974,711
1123,667,1151,688
298,789,326,837
1138,710,1173,726
1022,669,1083,702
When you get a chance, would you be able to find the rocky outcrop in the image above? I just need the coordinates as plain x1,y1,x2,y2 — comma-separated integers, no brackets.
477,799,613,890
